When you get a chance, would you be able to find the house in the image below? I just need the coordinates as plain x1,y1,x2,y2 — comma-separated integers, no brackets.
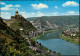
20,27,23,30
71,34,76,37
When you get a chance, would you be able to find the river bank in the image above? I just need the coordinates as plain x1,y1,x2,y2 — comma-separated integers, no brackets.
32,34,42,41
60,34,79,45
30,35,62,56
31,30,62,56
37,31,79,55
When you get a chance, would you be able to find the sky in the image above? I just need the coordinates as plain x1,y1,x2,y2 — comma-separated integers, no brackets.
0,0,79,19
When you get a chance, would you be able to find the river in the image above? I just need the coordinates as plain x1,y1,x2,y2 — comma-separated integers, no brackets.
37,31,79,56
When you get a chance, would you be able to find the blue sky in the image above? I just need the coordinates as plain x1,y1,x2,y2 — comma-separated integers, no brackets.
0,0,79,19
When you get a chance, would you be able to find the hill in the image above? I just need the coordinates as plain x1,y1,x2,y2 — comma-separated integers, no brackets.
26,17,38,21
0,17,38,56
6,11,36,37
31,15,79,30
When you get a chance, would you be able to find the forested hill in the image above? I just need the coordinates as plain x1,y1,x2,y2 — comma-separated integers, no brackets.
0,17,34,56
6,15,36,31
5,14,36,37
32,15,79,29
0,17,42,56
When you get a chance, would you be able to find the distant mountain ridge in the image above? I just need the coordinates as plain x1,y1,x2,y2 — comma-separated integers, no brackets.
27,15,79,30
26,17,38,21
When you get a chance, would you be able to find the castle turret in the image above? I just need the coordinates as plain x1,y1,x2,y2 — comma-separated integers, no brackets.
15,10,18,15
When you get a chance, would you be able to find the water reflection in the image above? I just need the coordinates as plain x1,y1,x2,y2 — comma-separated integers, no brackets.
39,30,62,40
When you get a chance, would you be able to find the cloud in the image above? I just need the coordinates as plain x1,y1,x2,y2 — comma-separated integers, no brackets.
1,4,21,11
14,5,21,7
31,3,48,9
37,11,44,16
67,11,75,14
58,11,79,16
1,12,10,14
31,13,35,15
19,11,45,18
0,2,5,5
1,12,11,19
6,4,13,7
52,12,58,16
20,12,29,18
15,8,19,11
61,11,79,15
55,6,58,8
1,4,14,11
62,1,79,7
20,12,26,14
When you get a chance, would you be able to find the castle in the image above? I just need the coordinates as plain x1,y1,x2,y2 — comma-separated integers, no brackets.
11,10,22,19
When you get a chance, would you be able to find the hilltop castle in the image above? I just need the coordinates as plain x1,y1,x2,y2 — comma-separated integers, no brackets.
11,10,22,19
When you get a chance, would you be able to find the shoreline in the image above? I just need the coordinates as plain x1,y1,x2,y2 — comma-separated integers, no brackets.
32,30,62,56
60,34,79,45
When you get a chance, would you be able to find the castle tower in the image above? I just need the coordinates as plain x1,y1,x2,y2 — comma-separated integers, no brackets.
15,10,18,15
